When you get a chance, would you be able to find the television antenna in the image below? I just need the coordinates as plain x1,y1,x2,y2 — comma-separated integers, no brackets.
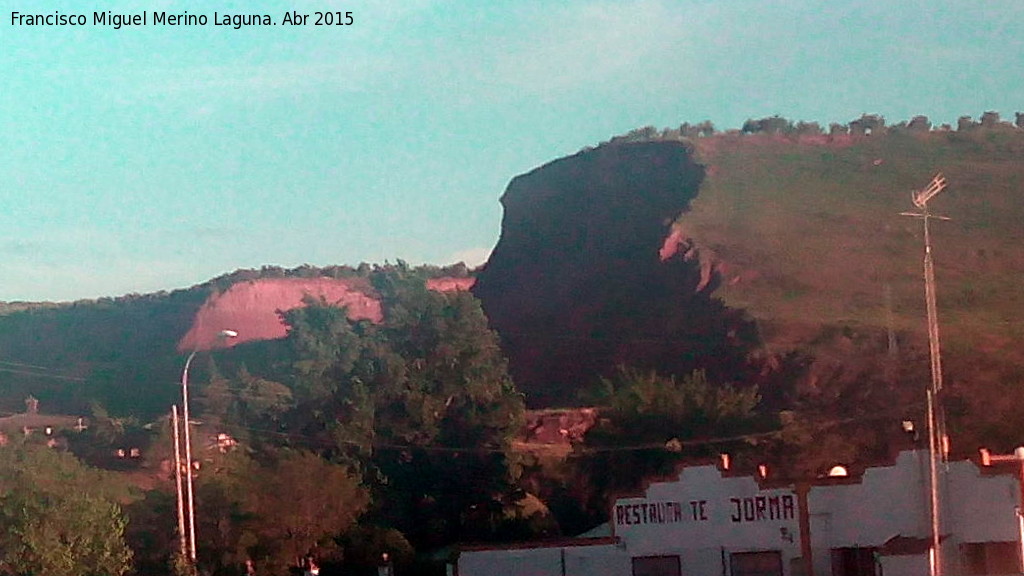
900,172,949,576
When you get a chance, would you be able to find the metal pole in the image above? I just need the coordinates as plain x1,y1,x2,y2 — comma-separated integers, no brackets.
172,406,188,562
182,350,199,562
901,174,949,576
926,388,941,576
923,215,945,400
923,206,947,576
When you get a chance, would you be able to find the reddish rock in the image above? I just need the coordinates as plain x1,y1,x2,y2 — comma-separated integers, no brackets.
520,408,598,445
178,278,382,352
472,141,759,407
658,227,686,261
426,277,477,292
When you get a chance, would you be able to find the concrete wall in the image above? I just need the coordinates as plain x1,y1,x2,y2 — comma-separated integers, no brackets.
457,543,625,576
808,451,930,547
565,545,631,575
879,554,929,576
613,465,802,571
946,459,1020,544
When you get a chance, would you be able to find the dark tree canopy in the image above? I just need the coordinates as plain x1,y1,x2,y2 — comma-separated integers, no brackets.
0,441,133,576
203,265,526,554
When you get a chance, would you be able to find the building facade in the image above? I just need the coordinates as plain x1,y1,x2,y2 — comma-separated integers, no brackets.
458,450,1023,576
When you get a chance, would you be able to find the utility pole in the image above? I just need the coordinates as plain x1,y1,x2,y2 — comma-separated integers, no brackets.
172,406,188,563
900,173,949,576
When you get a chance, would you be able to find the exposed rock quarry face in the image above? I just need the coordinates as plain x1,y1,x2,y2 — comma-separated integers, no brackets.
179,274,476,354
178,277,382,352
473,141,758,407
426,277,477,292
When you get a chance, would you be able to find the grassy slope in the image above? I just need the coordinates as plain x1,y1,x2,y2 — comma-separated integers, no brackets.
684,128,1024,448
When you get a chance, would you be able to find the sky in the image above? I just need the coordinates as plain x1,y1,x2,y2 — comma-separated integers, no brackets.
1,0,1021,302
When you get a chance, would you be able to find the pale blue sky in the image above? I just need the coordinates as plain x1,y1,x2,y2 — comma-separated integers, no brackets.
1,0,1021,301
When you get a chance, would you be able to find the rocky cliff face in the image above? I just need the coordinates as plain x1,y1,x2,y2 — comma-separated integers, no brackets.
473,141,758,407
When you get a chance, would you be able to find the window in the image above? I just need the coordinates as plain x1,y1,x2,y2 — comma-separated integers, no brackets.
632,555,681,576
730,551,782,576
962,542,1019,575
831,547,877,576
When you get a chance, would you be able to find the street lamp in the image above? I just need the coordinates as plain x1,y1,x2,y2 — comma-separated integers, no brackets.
179,329,237,563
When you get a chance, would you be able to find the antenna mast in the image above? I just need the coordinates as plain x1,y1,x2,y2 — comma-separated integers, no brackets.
900,173,949,576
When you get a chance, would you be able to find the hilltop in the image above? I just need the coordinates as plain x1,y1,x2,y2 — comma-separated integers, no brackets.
1,113,1022,454
470,112,1024,454
686,119,1024,452
0,264,471,418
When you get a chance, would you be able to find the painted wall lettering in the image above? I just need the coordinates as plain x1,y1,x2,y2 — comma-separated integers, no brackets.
614,501,695,525
689,499,708,521
615,494,794,527
729,494,795,523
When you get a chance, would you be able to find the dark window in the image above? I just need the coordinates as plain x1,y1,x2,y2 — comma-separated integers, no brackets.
731,551,783,576
632,555,681,576
961,542,1019,575
831,547,877,576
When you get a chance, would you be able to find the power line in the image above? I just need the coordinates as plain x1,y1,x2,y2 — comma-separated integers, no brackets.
0,366,86,382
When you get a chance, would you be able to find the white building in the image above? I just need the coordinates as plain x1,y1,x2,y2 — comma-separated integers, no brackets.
458,450,1023,576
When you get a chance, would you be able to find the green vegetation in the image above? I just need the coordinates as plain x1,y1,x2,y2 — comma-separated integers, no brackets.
0,441,133,576
566,368,765,526
161,264,525,573
678,115,1024,453
0,114,1022,574
1,263,523,575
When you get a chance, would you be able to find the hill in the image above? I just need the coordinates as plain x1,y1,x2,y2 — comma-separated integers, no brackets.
1,114,1022,454
0,264,468,419
471,114,1024,452
685,123,1024,451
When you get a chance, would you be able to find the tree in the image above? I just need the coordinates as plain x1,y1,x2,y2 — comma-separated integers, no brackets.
794,121,822,136
849,113,885,136
764,334,929,478
679,122,701,138
368,274,525,547
742,116,792,134
254,450,368,569
828,123,848,136
907,115,931,133
980,110,1001,128
267,266,525,550
194,448,368,575
281,298,381,462
570,368,762,525
123,490,180,576
0,442,133,576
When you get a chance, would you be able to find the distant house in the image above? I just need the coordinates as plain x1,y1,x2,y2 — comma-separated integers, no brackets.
214,432,238,453
0,396,86,445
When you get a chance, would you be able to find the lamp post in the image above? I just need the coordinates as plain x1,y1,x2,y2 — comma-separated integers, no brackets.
179,329,238,563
